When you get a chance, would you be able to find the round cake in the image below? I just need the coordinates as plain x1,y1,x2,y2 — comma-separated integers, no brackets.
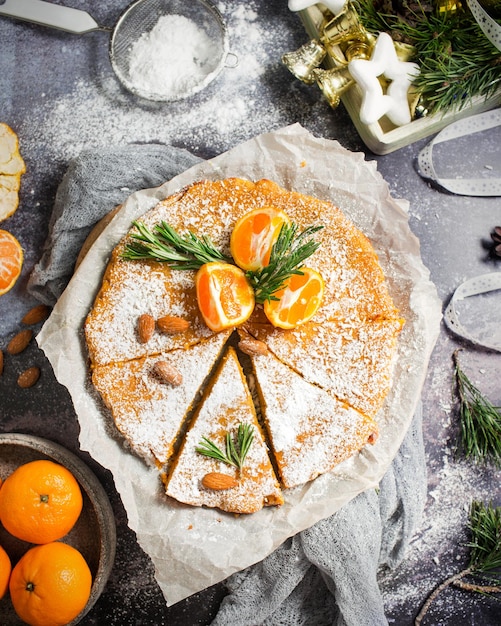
84,177,404,514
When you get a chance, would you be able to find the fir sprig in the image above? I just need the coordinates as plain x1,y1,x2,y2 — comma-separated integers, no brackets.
415,501,501,625
246,223,324,304
195,423,255,470
454,350,501,467
354,0,501,114
121,220,231,269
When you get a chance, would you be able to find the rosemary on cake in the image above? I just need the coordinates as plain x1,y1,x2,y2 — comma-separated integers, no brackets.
121,211,325,330
196,423,255,470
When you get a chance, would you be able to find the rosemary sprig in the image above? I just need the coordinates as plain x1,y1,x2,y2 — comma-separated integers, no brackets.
195,423,255,470
415,501,501,625
121,220,230,269
122,219,323,303
246,223,324,304
454,350,501,467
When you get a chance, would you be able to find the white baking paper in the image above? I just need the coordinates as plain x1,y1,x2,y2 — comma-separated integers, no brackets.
37,124,442,605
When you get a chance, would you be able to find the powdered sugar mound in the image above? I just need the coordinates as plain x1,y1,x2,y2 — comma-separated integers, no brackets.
127,14,220,99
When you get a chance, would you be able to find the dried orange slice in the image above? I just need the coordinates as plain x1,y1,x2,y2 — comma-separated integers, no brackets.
263,267,324,329
230,206,290,271
0,123,26,222
196,262,255,332
0,229,23,296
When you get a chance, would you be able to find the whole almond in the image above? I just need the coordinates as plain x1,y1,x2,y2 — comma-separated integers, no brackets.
154,360,183,386
17,366,40,388
22,304,50,325
157,315,190,334
238,335,268,357
201,472,238,491
0,350,3,376
137,313,155,343
7,329,33,355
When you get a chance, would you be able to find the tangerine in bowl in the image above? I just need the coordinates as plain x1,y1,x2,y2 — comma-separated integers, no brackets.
0,434,116,625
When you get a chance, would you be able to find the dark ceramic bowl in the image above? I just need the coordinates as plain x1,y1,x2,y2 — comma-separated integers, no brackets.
0,433,116,625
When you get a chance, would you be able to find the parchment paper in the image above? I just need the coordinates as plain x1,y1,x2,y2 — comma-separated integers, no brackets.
37,124,442,605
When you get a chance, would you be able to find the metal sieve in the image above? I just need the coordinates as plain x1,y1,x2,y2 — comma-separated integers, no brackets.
0,0,236,101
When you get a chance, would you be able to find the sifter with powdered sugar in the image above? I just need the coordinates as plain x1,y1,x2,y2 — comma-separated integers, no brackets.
0,0,236,101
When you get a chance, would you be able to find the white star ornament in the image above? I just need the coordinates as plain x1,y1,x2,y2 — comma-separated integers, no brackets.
348,32,420,126
288,0,346,16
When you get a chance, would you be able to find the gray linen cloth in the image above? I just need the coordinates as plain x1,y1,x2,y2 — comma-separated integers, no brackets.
27,144,201,305
28,146,427,626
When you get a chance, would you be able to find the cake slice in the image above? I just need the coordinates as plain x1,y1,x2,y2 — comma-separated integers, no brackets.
245,315,403,419
250,348,378,489
91,332,229,468
163,347,283,514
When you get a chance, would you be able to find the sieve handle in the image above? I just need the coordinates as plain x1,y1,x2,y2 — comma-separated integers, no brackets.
0,0,102,34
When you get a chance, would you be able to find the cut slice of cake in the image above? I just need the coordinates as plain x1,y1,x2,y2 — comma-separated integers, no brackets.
163,347,283,514
91,332,229,468
250,348,378,489
245,314,403,419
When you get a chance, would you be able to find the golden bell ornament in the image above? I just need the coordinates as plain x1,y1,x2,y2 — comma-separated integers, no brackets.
313,66,354,108
281,39,327,84
321,3,367,53
344,39,373,62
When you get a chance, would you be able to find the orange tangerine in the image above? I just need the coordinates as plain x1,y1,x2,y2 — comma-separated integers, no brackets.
0,229,23,296
196,262,255,332
9,542,92,626
0,460,83,544
263,267,324,329
230,207,290,271
0,544,11,599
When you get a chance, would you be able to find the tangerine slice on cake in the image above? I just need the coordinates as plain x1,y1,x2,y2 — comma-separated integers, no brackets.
195,262,255,332
0,229,23,295
263,266,324,329
230,206,290,271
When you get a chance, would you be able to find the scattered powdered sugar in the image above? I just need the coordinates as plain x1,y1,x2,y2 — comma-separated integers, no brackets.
126,14,220,99
19,1,299,165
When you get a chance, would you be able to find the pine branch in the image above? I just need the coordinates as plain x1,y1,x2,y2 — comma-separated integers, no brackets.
454,350,501,467
354,0,501,114
415,501,501,625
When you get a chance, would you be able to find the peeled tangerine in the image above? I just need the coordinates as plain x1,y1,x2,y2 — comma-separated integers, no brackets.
264,267,325,330
230,206,290,272
195,262,255,332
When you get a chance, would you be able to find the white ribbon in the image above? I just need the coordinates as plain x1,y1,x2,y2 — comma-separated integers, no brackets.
466,0,501,52
417,109,501,196
444,272,501,351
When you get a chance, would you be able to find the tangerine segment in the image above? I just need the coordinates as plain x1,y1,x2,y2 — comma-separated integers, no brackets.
264,267,325,329
196,262,255,332
0,544,11,599
9,542,92,626
0,460,83,544
0,229,23,295
230,206,290,271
